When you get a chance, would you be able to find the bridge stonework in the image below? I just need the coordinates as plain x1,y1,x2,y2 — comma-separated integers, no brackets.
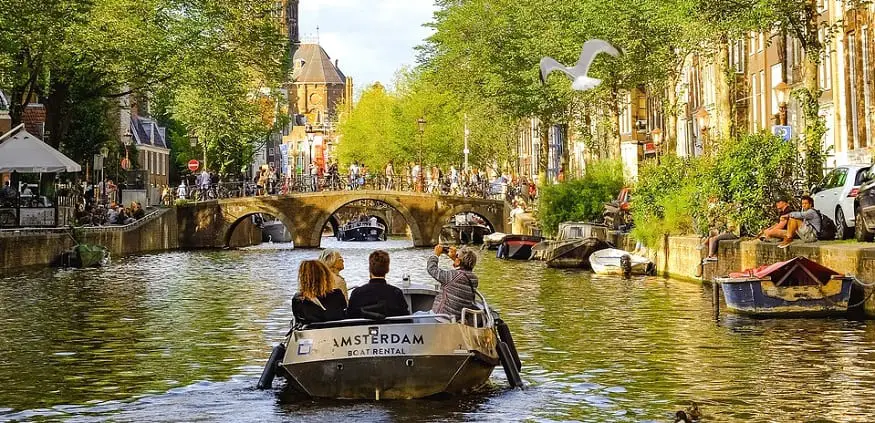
176,191,508,249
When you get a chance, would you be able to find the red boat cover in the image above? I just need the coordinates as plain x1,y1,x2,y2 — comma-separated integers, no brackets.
727,256,840,285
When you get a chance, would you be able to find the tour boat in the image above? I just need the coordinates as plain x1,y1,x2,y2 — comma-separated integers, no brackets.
588,248,654,276
541,237,612,269
714,257,856,317
337,220,386,242
497,234,544,260
482,232,506,250
256,281,523,399
261,219,292,243
440,223,492,245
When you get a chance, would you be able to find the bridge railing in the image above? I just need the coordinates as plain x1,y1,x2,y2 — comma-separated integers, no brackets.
176,175,517,203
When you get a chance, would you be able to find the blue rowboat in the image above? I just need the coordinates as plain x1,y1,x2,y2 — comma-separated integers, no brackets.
715,257,853,317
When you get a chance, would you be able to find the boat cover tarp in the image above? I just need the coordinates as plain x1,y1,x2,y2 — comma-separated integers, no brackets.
75,244,107,268
727,256,840,285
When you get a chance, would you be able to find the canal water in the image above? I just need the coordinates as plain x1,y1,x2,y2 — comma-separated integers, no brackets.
2,239,875,422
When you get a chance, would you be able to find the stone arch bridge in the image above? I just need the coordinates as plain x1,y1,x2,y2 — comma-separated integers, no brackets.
176,191,508,248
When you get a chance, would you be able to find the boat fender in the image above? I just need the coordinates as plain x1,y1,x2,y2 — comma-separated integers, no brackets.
620,255,632,279
497,341,524,388
495,318,522,371
256,343,287,390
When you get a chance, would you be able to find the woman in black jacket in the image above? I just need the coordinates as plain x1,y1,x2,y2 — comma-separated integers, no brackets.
292,260,347,324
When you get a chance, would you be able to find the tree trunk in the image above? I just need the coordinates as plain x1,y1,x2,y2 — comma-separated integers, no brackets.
666,93,679,155
609,89,622,159
560,123,569,177
538,119,549,186
44,78,71,149
714,34,733,141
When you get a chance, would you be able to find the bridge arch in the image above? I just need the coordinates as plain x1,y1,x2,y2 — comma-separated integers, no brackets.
222,204,296,248
310,193,424,248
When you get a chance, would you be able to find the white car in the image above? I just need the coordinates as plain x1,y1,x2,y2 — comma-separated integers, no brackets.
813,165,869,239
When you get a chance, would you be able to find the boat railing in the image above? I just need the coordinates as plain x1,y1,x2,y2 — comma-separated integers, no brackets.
340,221,386,231
473,290,495,328
299,314,457,330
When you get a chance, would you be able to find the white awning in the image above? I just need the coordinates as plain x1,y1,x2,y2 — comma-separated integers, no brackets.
0,124,82,173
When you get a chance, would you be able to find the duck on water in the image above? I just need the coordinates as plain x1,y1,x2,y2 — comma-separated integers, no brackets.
257,247,523,400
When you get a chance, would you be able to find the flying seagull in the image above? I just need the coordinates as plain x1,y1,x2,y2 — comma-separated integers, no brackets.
539,39,620,91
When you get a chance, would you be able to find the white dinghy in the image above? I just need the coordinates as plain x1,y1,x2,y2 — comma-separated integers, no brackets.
588,248,654,276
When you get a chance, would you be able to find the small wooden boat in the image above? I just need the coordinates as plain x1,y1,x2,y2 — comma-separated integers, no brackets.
588,248,654,275
715,257,855,317
59,244,110,268
497,235,544,260
482,232,506,250
337,220,386,242
556,222,608,241
543,237,612,269
256,281,524,398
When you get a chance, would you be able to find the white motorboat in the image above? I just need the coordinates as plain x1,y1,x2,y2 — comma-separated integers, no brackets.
257,281,523,399
588,248,654,276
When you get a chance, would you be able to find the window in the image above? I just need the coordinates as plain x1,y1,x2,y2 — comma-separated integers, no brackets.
863,27,872,147
850,32,860,149
751,74,759,130
771,64,783,116
819,29,833,90
750,32,756,56
731,38,746,73
758,33,765,52
759,71,767,128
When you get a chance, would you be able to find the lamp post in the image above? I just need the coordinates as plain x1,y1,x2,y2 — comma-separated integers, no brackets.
99,146,109,202
695,107,711,156
651,128,663,163
122,129,132,173
417,117,426,191
774,81,790,126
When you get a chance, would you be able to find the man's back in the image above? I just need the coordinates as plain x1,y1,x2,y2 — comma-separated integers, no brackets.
347,279,409,319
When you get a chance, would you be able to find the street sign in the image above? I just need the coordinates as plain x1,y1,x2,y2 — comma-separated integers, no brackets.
773,125,792,141
188,159,200,172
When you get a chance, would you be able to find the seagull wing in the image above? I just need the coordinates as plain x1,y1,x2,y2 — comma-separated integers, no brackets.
539,57,574,84
571,39,620,77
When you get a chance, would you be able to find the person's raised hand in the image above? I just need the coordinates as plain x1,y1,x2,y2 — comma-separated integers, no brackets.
433,244,444,256
448,246,458,260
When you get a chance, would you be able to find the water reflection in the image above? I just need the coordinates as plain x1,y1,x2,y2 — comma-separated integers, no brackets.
1,239,875,421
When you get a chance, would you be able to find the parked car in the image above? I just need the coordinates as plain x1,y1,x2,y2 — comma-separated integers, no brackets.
853,165,875,241
603,188,632,230
813,165,868,239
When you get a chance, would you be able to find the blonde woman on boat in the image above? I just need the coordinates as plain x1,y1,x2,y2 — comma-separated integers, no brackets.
292,260,347,324
319,249,349,299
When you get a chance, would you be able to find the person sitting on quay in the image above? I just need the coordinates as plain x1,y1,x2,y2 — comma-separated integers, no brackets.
418,245,479,323
699,197,739,262
346,250,409,319
776,195,822,249
318,249,349,299
757,198,794,242
292,260,347,325
131,201,146,220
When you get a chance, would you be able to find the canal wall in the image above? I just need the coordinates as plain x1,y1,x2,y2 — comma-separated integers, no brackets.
604,232,875,316
0,208,262,272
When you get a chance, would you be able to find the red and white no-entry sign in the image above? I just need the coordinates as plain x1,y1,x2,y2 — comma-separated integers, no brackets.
188,159,200,172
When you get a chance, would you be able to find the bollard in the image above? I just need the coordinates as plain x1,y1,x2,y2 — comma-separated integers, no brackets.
712,280,720,320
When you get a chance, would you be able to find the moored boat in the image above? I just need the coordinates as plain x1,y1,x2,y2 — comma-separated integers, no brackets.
497,234,544,260
337,220,386,242
482,232,506,250
262,220,292,243
440,223,492,245
544,237,612,269
256,281,523,399
715,257,855,317
588,248,654,275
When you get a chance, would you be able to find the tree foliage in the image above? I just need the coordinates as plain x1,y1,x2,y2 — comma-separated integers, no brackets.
537,160,625,236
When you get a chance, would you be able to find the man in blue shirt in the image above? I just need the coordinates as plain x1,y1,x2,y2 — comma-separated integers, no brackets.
778,195,822,248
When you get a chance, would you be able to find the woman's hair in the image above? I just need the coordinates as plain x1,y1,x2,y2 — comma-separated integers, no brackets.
298,260,334,299
457,248,478,271
318,249,342,271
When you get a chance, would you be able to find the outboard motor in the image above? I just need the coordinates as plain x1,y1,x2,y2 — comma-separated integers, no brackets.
620,254,632,279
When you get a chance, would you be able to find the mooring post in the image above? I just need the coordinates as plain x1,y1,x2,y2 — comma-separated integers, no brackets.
712,280,720,320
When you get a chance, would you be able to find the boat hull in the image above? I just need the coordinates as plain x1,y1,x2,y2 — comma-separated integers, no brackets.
497,235,544,260
544,238,611,269
338,225,385,242
717,277,853,317
280,322,499,399
262,221,292,242
588,249,653,275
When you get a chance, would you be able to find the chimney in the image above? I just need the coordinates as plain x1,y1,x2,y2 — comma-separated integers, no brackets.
0,110,10,134
21,103,46,140
335,59,339,69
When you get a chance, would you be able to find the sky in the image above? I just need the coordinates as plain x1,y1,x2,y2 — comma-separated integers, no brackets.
299,0,438,92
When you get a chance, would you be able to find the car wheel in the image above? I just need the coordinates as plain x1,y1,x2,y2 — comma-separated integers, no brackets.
836,207,851,240
855,209,874,242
